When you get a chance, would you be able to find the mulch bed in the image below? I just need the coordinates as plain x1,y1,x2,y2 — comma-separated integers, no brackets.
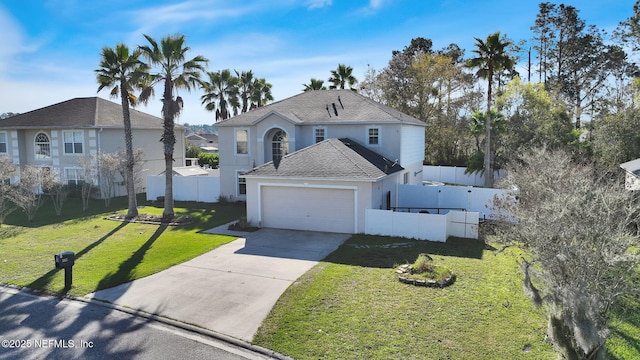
107,214,195,226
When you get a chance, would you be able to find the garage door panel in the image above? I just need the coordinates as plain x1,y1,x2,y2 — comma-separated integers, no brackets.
261,186,355,233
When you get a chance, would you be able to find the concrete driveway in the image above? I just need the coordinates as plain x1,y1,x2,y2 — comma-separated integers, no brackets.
87,228,349,341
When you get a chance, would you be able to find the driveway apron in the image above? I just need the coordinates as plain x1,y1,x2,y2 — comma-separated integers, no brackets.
86,228,349,341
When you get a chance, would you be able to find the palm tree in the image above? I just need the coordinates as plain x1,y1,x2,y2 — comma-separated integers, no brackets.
466,32,514,187
328,64,358,90
138,34,208,222
96,43,149,219
251,78,273,109
200,69,239,121
302,78,326,91
235,70,254,113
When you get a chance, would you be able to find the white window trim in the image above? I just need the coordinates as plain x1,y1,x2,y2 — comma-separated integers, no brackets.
366,126,381,146
314,126,327,143
0,131,7,154
34,132,51,159
62,130,84,155
64,167,84,185
236,170,247,197
235,128,250,156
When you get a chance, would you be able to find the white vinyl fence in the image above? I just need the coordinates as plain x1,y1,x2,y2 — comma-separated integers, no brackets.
422,165,506,186
146,175,220,203
396,184,508,220
365,209,479,242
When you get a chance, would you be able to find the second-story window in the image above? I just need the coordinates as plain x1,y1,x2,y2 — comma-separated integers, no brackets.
0,132,7,153
315,128,326,143
272,130,288,162
35,132,51,159
367,127,379,145
236,129,248,154
63,131,83,154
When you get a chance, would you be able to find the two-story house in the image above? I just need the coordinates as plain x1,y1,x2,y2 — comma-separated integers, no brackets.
217,89,425,233
0,97,186,197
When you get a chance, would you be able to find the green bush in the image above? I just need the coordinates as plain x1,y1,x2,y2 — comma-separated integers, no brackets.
198,153,219,168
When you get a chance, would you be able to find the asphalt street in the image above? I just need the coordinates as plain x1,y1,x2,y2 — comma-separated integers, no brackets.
0,286,272,360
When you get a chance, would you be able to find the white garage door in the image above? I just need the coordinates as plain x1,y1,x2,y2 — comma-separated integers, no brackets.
261,186,355,233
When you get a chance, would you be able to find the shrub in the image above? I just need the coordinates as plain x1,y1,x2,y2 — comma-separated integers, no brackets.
198,153,219,168
412,253,433,273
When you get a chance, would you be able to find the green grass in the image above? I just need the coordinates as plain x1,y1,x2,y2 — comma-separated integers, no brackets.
0,195,245,296
253,234,640,360
608,292,640,360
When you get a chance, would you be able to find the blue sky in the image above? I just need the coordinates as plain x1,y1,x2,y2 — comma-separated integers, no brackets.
0,0,636,125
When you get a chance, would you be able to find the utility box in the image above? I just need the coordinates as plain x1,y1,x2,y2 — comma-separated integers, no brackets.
54,251,75,269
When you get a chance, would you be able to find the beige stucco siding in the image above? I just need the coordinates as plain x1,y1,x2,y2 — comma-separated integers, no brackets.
5,126,183,196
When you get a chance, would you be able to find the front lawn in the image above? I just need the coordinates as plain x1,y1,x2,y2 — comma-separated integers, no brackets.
253,234,640,359
0,195,245,297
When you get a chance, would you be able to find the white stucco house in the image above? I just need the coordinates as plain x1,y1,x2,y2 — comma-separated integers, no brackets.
217,89,426,233
0,97,186,197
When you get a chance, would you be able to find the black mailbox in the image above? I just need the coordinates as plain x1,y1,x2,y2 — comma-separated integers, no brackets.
54,251,75,269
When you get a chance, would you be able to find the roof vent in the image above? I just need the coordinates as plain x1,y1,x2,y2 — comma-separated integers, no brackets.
332,103,338,116
338,95,344,109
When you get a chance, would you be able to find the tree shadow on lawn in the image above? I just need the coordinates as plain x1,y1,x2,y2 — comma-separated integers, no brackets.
608,292,640,359
94,224,167,293
324,234,486,269
27,221,130,294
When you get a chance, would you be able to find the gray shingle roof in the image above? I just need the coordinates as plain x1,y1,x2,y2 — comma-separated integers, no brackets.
243,138,404,180
621,158,640,175
217,89,425,127
0,97,168,129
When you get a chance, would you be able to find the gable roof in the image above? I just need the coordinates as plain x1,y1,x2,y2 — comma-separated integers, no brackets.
0,97,170,130
621,158,640,175
217,89,425,127
243,138,404,181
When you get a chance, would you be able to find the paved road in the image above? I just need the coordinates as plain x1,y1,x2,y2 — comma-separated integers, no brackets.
0,286,272,360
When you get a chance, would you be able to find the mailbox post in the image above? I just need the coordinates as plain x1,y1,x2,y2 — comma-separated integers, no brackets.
54,251,75,289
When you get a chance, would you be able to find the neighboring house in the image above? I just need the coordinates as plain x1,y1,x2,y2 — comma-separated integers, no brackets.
186,132,218,153
620,158,640,190
217,89,426,233
0,97,186,197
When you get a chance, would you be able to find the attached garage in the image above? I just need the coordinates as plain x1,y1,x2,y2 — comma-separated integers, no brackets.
243,138,405,235
261,185,356,233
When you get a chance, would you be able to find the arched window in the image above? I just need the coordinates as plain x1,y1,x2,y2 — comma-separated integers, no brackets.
271,130,288,162
35,132,51,159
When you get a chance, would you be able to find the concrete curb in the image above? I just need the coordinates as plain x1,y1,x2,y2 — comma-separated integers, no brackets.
0,283,294,360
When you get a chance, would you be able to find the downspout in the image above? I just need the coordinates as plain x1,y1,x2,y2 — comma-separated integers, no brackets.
97,127,103,198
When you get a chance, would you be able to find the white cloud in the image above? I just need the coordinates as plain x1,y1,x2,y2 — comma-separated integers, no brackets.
0,7,41,73
127,0,258,36
354,0,386,16
306,0,332,10
369,0,384,10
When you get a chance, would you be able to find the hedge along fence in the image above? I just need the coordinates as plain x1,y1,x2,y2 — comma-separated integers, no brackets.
198,153,219,168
